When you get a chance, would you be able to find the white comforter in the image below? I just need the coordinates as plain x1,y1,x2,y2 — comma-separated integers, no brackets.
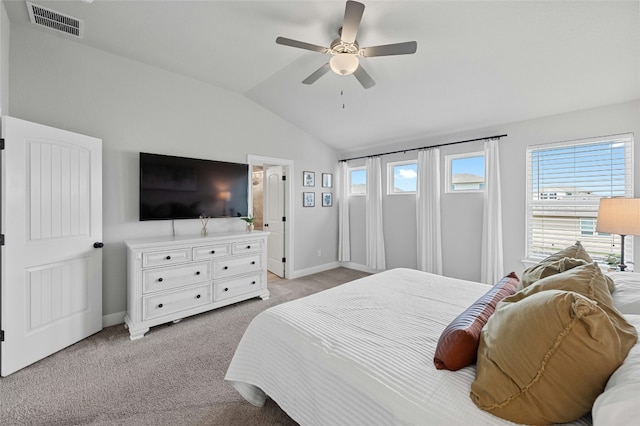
225,268,591,425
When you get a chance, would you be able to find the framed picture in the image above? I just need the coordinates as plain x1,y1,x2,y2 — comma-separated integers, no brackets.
322,173,333,188
322,192,333,207
303,192,315,207
303,171,315,187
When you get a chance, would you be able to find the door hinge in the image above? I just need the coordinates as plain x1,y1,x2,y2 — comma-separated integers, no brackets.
0,138,4,150
0,330,4,342
282,175,286,181
0,234,4,246
282,257,286,263
282,216,286,222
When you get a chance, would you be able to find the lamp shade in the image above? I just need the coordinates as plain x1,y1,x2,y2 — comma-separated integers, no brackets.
596,198,640,236
329,53,359,75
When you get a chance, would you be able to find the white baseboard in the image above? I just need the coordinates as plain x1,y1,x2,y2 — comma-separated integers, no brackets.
289,261,342,279
338,261,379,274
102,311,125,328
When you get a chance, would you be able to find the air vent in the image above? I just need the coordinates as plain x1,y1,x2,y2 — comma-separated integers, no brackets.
26,1,84,38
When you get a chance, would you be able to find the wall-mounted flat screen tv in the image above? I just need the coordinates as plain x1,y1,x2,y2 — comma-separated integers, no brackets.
139,152,249,221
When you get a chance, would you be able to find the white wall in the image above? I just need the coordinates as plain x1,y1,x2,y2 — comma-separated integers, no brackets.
8,25,340,321
343,100,640,282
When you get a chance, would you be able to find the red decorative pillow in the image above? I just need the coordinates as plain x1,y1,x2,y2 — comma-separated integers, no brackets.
433,272,519,371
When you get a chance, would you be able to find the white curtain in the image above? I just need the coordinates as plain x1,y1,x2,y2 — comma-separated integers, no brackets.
481,139,504,284
338,161,351,262
365,157,386,270
416,148,443,274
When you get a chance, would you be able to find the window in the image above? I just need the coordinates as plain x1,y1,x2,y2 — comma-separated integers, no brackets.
349,167,366,195
526,133,634,267
445,152,485,193
387,160,417,194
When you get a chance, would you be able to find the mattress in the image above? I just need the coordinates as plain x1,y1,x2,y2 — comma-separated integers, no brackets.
225,268,591,425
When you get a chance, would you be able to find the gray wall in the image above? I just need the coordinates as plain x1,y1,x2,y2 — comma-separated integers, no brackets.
7,24,340,322
5,17,639,322
343,100,640,282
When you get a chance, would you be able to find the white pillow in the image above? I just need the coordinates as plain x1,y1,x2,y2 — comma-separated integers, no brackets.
592,314,640,425
608,272,640,315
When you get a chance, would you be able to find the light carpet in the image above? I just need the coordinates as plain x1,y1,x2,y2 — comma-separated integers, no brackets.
0,267,370,425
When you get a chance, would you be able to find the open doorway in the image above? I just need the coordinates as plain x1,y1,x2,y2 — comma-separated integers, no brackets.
247,155,293,279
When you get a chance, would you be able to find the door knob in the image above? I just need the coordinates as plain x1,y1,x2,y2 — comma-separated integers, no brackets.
93,242,104,248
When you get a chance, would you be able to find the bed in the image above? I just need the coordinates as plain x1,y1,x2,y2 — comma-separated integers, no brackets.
225,266,639,425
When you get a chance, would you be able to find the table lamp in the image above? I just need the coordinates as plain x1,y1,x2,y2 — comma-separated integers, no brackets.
596,198,640,271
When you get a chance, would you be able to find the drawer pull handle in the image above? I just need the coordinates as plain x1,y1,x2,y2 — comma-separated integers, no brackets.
158,303,164,308
251,261,256,265
251,281,256,285
223,266,228,270
210,250,215,254
158,277,163,282
247,245,251,249
224,287,229,292
196,294,201,299
196,271,201,275
166,255,171,260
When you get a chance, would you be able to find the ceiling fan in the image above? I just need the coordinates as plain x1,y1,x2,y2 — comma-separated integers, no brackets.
276,0,417,89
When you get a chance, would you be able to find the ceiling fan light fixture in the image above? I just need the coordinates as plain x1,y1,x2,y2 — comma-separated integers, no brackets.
330,53,359,75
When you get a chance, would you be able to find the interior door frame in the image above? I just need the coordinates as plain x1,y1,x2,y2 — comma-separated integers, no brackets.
247,155,293,280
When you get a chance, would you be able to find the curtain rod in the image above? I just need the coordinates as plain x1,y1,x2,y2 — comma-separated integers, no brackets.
339,134,508,163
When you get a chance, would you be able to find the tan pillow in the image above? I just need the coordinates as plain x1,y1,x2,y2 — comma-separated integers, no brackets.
433,272,519,371
540,240,593,264
471,290,638,424
520,257,589,289
518,241,615,292
510,263,623,332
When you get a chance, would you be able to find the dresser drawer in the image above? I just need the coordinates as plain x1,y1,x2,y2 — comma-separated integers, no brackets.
215,272,263,301
143,261,212,293
143,284,212,321
214,254,262,279
232,240,263,255
142,248,191,268
192,243,230,261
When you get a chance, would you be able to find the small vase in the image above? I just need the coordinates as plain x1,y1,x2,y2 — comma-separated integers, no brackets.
201,227,208,237
246,223,254,233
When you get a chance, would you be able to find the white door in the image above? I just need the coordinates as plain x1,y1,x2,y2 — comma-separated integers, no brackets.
1,116,102,376
265,165,285,277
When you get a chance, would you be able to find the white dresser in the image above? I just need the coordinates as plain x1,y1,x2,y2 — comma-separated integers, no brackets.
124,231,269,340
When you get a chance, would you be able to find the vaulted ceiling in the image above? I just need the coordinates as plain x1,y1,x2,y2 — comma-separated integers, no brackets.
5,1,639,153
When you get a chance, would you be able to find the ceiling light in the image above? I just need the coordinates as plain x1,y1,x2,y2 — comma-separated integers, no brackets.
329,53,359,76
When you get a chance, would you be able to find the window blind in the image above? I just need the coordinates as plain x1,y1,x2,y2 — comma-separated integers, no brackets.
526,134,634,267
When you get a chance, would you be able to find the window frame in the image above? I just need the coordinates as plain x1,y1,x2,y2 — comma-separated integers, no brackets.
525,133,634,266
387,160,418,195
348,166,367,196
445,151,486,193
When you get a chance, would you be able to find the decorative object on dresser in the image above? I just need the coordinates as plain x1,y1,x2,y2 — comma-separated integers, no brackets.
199,215,209,236
240,214,255,232
596,197,640,271
125,231,269,340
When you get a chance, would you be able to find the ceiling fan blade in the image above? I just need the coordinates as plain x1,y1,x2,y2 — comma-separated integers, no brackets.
340,1,365,44
276,37,329,54
302,63,331,85
353,65,375,89
361,41,417,57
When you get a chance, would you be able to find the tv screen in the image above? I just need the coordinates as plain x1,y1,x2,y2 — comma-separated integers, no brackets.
139,152,249,221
